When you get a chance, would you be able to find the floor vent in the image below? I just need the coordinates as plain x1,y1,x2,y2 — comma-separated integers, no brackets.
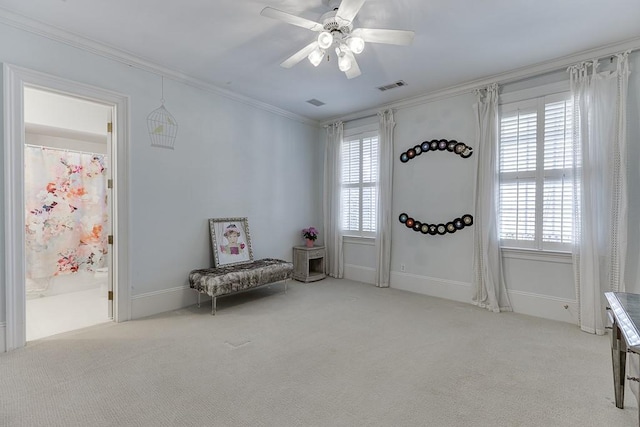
377,80,407,91
306,98,325,107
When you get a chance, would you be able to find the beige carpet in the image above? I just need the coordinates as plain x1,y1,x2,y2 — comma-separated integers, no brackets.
0,278,637,426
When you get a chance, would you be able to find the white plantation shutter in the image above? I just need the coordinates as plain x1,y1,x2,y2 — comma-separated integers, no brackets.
500,109,537,174
342,139,360,231
341,132,379,236
542,98,574,246
499,93,574,250
499,180,536,241
542,179,573,244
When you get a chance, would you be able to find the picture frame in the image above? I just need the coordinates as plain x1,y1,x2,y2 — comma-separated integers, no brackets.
209,217,254,267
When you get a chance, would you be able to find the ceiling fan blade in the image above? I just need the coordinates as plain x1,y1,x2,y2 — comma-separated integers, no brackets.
261,7,324,32
280,41,319,68
352,28,415,45
344,51,362,79
336,0,367,25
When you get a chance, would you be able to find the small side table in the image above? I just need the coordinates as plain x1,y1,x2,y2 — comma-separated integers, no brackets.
293,245,326,282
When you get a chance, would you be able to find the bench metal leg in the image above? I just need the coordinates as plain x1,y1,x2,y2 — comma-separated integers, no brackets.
212,296,217,316
197,291,201,308
285,279,288,294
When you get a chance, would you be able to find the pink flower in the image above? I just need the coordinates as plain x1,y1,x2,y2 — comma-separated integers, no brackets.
302,227,318,241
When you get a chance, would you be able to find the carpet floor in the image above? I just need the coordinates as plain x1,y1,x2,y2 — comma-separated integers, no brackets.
0,278,637,426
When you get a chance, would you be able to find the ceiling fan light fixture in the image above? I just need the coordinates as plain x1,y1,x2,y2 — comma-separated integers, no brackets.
308,48,325,67
262,0,415,79
346,36,365,54
318,31,333,49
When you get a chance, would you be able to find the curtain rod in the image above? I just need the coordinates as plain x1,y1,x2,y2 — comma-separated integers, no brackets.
25,144,105,157
496,47,638,88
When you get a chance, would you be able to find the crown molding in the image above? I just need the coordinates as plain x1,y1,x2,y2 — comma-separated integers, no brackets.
322,36,640,125
0,7,319,127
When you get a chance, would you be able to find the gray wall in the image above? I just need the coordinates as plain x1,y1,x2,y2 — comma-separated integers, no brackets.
343,51,640,324
0,64,4,328
0,21,323,339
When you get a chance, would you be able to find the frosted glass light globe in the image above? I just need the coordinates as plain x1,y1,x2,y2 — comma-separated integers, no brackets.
317,31,333,49
346,37,365,54
338,55,352,72
308,48,325,67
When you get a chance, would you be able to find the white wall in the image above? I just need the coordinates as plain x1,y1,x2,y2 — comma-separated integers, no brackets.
344,50,640,324
0,20,323,346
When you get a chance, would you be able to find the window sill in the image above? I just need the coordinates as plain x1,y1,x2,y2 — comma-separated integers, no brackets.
501,247,572,264
343,235,375,246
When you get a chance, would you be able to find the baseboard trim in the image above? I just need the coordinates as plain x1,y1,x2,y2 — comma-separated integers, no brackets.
390,271,472,303
344,264,376,284
130,274,580,325
131,286,205,319
507,290,578,324
0,322,6,353
390,271,578,324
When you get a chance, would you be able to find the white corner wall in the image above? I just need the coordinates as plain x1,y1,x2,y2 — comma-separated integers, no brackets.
344,50,640,324
0,20,323,334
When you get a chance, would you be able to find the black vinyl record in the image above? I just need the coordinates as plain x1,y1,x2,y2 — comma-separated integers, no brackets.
453,217,464,230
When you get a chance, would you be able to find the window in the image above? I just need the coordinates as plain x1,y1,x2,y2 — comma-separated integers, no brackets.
499,93,574,251
341,131,378,237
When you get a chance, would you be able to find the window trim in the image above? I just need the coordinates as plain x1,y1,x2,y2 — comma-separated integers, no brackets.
498,91,574,254
341,129,379,238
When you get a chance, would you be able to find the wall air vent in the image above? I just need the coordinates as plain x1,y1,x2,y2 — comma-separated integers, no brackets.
377,80,407,92
306,98,326,107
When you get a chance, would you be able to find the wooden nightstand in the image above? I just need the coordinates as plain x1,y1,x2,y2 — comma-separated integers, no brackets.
292,245,326,282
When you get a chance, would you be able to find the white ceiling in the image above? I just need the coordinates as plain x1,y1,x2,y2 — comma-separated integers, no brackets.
1,0,639,122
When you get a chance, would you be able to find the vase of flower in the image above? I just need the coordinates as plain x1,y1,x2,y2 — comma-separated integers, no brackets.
302,227,318,248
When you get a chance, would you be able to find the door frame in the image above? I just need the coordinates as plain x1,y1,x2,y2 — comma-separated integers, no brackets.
3,64,131,351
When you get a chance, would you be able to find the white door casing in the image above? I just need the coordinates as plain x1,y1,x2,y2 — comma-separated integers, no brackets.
3,64,131,351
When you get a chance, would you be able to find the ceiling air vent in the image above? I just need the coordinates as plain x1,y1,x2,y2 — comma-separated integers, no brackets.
306,98,326,107
377,80,407,92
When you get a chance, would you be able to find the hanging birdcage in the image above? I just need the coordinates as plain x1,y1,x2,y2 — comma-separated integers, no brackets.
147,76,178,149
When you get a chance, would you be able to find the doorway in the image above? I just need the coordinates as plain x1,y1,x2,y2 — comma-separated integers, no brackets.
23,87,113,341
4,64,131,352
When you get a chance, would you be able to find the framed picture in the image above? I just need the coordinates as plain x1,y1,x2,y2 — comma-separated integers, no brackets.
209,217,254,267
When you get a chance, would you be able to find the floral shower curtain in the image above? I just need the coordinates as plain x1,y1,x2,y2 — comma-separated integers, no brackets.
24,146,108,293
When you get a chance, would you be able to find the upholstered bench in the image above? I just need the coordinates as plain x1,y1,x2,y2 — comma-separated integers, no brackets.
189,258,293,315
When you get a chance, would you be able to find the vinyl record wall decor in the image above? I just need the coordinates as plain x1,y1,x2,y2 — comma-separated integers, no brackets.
398,137,474,237
400,139,472,163
399,212,473,236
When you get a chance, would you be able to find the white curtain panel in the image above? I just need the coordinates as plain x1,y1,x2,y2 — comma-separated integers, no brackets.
569,52,630,335
323,121,344,278
375,109,395,288
472,83,513,313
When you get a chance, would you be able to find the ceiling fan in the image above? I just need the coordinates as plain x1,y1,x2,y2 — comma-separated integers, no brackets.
261,0,415,79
